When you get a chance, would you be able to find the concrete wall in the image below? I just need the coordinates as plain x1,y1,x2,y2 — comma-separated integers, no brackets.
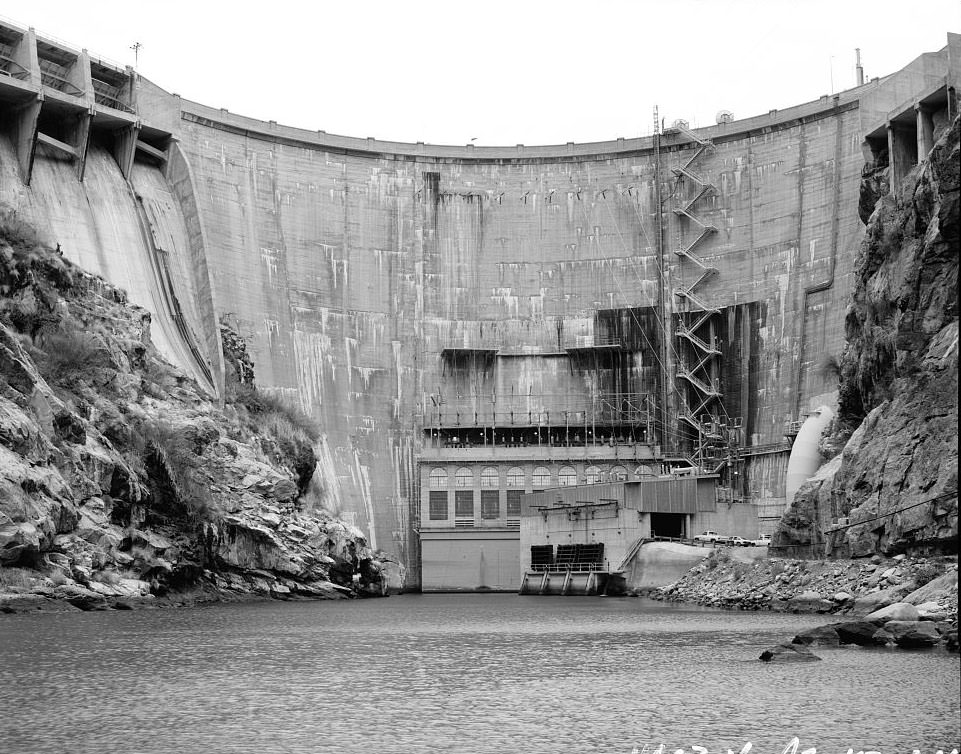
692,503,760,539
624,542,712,590
169,99,870,572
420,531,520,591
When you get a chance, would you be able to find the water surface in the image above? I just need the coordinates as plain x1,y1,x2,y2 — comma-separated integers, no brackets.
1,594,958,753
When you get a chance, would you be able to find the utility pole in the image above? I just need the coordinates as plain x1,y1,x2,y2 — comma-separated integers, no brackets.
653,105,670,455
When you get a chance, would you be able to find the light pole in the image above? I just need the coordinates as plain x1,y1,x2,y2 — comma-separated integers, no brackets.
130,42,142,68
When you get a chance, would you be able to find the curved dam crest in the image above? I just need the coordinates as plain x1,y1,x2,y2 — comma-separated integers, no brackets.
1,22,956,586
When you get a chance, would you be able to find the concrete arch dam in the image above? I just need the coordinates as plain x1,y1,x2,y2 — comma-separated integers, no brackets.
1,19,957,585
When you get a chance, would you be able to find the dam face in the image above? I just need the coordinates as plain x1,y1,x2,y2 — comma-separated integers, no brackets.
1,20,958,586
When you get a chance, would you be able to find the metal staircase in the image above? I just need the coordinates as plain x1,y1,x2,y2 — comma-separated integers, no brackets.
675,322,720,355
669,126,735,474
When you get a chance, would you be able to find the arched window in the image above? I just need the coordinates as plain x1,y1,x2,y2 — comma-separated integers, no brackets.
558,466,577,486
429,468,448,489
585,465,602,484
635,464,656,479
532,466,551,489
610,465,629,482
506,467,525,488
455,467,473,488
480,467,499,489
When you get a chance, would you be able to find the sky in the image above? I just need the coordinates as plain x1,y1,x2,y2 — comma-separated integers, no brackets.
4,1,959,146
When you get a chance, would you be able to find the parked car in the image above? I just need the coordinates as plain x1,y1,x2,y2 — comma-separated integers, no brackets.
728,536,753,547
694,531,722,543
753,534,772,547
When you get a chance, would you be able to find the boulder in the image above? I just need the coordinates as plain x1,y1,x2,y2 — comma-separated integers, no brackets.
759,643,821,662
834,621,882,646
944,630,959,652
871,628,896,646
0,593,51,613
131,529,174,557
786,590,823,611
87,581,122,597
0,520,41,564
864,602,920,625
42,552,72,577
884,620,941,648
915,601,952,621
117,578,151,597
852,584,914,612
75,509,122,551
53,583,109,611
902,571,958,605
792,625,841,646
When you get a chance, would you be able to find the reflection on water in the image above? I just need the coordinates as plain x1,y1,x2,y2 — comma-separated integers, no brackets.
1,594,958,754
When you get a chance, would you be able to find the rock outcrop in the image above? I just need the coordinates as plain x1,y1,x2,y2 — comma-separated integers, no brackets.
792,614,953,651
0,212,385,611
858,153,890,226
775,115,959,558
758,643,821,662
652,547,957,619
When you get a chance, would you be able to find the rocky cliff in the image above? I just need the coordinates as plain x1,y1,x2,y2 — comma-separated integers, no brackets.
0,212,385,611
775,115,959,557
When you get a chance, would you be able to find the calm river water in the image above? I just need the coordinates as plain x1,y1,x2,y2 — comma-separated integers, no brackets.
1,594,958,754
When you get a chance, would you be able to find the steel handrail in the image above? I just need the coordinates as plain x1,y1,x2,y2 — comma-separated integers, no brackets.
94,91,135,113
0,53,29,79
40,70,84,97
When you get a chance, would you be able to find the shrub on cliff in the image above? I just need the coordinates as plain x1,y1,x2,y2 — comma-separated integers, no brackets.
0,208,75,304
220,317,256,387
31,326,104,389
141,420,212,526
257,408,318,496
252,389,319,441
0,210,109,397
220,320,320,497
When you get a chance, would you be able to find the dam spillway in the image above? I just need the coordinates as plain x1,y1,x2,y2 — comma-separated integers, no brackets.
1,19,958,588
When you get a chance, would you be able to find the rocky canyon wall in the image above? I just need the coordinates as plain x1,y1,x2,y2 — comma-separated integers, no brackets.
775,115,959,557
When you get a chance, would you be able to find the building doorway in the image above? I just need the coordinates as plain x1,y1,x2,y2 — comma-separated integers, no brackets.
651,512,686,539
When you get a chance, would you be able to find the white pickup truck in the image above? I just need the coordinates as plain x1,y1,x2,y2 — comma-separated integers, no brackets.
693,530,728,544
